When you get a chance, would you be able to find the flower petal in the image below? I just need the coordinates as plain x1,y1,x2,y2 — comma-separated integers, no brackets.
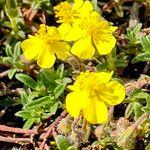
58,23,72,39
21,36,42,60
66,91,88,118
109,26,118,32
78,1,93,17
100,81,125,106
73,0,83,10
83,98,108,124
63,25,84,41
71,36,95,59
94,35,116,55
37,46,56,68
95,71,113,83
52,42,70,60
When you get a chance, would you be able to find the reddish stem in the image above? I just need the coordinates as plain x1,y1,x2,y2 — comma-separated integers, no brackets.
0,135,32,144
39,111,67,150
0,125,35,135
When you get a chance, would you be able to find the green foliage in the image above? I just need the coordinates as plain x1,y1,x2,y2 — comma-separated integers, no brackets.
125,90,149,121
142,95,150,115
16,96,56,129
123,23,150,64
54,135,78,150
126,23,142,44
16,74,38,90
23,0,51,12
132,52,150,63
1,41,23,79
15,64,71,129
91,0,102,14
0,0,150,149
4,0,25,39
39,64,72,98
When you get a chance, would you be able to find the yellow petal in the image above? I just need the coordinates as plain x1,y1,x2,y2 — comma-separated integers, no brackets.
46,26,60,39
58,23,72,39
95,71,113,83
73,0,83,10
78,1,93,17
66,91,88,118
93,35,116,55
52,42,70,60
109,26,118,32
21,36,42,60
64,25,84,41
99,81,125,106
37,46,56,68
83,98,108,124
67,81,80,91
71,36,95,59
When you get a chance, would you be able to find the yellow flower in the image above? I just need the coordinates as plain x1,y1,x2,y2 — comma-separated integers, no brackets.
21,24,70,68
54,0,93,24
66,71,125,124
62,11,117,59
54,0,93,41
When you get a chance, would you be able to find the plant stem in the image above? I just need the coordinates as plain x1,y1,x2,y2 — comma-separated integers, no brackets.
131,113,149,131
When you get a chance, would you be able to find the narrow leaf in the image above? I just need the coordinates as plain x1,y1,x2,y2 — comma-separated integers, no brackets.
132,52,150,63
23,118,35,129
13,41,21,60
24,96,53,109
8,68,17,79
16,73,38,90
57,64,65,78
54,84,66,98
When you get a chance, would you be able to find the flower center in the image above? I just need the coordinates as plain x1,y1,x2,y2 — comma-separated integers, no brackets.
77,72,102,98
54,2,78,24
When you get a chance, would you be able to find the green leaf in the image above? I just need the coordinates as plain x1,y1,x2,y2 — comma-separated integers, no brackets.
13,41,21,61
16,109,33,119
132,52,150,63
0,0,5,9
142,95,150,114
63,78,72,84
133,102,144,120
126,23,142,44
16,73,38,90
39,69,56,88
20,91,29,106
18,30,25,39
2,57,13,63
24,96,54,109
140,35,150,52
55,135,71,150
4,0,24,36
134,92,149,99
28,91,40,102
57,64,65,78
5,0,18,18
49,102,59,114
142,107,150,114
125,90,148,103
23,118,35,129
5,45,13,57
91,0,101,14
132,23,142,35
145,144,150,150
54,84,66,98
8,68,17,79
67,146,78,150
